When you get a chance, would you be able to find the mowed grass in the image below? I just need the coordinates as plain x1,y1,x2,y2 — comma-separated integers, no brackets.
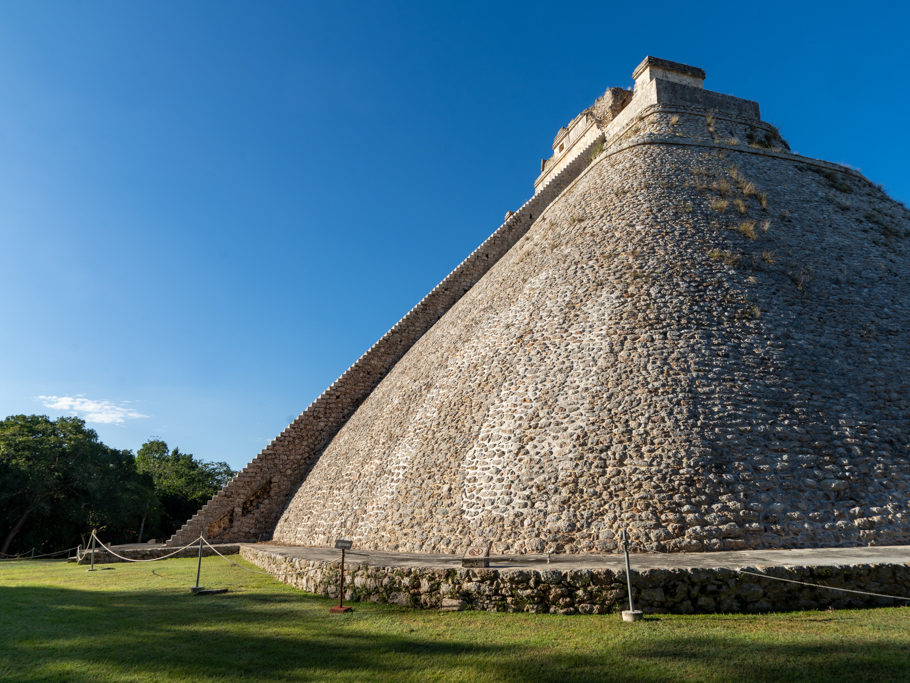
1,556,909,682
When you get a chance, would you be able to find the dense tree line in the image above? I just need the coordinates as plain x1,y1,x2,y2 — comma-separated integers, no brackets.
0,414,235,555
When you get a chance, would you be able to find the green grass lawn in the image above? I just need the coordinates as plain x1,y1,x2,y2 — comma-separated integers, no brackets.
1,555,908,682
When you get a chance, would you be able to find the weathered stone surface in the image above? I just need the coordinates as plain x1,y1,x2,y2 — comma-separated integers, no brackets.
167,125,603,548
273,134,909,554
240,546,910,614
171,57,910,561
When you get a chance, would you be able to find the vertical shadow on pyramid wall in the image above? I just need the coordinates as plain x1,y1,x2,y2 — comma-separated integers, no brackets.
171,57,910,554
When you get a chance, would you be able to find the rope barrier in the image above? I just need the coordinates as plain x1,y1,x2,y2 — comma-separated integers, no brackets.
736,569,910,602
201,538,309,577
88,531,203,563
0,546,78,561
202,538,363,580
82,532,306,577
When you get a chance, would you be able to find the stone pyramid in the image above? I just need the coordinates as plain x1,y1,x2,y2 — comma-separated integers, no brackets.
170,57,910,554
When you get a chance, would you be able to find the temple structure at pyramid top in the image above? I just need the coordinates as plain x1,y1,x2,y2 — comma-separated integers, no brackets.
535,57,760,193
169,56,909,556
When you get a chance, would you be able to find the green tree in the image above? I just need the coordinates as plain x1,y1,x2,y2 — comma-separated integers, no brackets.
0,416,236,552
0,415,142,554
135,440,234,541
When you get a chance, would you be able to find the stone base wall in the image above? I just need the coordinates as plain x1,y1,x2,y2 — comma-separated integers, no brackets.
240,546,910,614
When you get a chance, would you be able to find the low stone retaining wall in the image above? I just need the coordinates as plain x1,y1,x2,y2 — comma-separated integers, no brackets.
241,546,910,614
74,544,240,565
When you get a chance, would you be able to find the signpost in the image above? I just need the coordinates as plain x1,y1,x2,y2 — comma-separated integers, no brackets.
462,543,491,568
330,539,353,614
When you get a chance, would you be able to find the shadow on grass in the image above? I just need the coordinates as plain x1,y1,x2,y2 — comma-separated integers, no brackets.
0,585,908,681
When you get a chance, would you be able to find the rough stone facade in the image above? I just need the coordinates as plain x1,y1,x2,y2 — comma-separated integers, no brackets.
241,546,910,614
167,128,605,546
172,57,909,558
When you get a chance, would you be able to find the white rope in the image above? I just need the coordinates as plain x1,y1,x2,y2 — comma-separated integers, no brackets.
89,531,203,563
201,538,290,576
202,538,334,578
736,569,910,602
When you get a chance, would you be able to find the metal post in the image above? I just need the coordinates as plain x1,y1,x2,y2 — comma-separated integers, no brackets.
87,531,97,571
189,536,227,596
30,548,35,559
339,548,345,608
622,530,635,611
194,536,204,591
330,547,353,613
621,530,642,622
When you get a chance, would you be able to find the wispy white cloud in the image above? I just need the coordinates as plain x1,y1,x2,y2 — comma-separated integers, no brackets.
37,395,149,424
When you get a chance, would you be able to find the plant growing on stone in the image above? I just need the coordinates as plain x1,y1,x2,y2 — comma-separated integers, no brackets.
708,248,741,266
746,129,772,149
710,198,729,213
822,169,853,193
736,220,757,239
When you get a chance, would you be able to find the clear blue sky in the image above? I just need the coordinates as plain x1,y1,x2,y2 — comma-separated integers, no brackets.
1,1,907,470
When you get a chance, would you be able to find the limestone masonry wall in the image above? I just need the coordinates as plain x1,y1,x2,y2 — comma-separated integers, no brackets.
167,133,607,546
174,57,909,557
272,114,909,554
241,545,910,614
